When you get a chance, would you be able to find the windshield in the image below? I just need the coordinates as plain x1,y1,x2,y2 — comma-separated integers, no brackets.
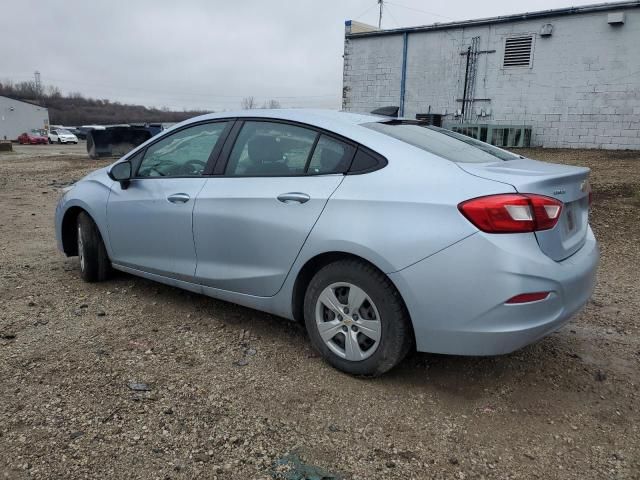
364,121,521,163
58,129,72,134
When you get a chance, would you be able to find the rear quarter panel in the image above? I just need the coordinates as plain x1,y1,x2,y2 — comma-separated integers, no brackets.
298,140,517,273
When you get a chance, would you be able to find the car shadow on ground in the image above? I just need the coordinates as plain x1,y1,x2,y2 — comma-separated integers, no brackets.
95,266,591,403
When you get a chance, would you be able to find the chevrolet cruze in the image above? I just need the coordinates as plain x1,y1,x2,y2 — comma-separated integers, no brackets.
55,110,598,376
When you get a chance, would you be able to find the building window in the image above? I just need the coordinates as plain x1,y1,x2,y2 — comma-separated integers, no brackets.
503,36,534,68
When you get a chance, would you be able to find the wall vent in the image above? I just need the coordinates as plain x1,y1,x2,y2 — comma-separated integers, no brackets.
608,12,625,25
503,36,533,68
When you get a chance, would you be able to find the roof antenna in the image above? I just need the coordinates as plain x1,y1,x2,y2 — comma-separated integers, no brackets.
378,0,384,28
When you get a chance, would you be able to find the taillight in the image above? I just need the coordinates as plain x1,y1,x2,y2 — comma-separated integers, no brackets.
458,194,563,233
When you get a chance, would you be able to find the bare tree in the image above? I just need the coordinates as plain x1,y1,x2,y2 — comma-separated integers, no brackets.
241,96,257,109
46,85,62,99
262,99,281,109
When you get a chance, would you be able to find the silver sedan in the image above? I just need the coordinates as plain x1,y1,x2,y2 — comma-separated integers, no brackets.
55,110,598,376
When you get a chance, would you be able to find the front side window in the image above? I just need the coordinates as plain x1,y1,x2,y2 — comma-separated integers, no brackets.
364,121,520,163
226,121,317,176
137,122,228,177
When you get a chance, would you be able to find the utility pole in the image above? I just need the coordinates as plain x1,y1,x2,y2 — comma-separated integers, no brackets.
378,0,383,29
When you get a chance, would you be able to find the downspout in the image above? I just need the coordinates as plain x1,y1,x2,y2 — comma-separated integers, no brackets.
399,32,408,117
461,46,472,121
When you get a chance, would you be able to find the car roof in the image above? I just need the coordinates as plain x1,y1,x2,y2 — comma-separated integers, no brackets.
196,109,382,125
168,109,390,146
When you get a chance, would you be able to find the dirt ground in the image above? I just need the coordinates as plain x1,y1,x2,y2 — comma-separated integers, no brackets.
0,146,638,479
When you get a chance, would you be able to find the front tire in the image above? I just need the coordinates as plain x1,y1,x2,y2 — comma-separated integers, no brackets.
304,259,413,376
77,212,111,282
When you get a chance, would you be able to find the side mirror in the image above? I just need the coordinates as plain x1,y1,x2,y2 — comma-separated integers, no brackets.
109,161,132,189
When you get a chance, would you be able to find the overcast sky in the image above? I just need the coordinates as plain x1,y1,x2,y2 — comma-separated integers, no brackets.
3,0,598,111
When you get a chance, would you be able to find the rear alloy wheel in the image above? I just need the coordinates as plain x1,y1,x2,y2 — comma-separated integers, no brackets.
315,282,381,361
304,260,413,376
77,212,111,282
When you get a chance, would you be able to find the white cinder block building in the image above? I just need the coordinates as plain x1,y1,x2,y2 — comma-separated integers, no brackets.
342,1,640,149
0,96,49,141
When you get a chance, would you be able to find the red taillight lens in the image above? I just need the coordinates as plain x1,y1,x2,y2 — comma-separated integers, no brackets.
505,292,550,304
458,194,563,233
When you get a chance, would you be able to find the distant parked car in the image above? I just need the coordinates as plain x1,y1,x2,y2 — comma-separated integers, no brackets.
49,129,78,144
76,125,105,140
17,132,48,145
66,127,82,136
74,127,91,140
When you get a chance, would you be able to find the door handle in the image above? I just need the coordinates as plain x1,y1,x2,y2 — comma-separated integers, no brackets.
167,193,191,204
277,192,310,204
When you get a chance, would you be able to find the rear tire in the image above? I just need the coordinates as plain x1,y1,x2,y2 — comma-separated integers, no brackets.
304,259,413,376
77,212,111,282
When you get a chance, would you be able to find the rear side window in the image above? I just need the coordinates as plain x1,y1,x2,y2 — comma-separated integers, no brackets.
307,135,354,175
364,122,520,163
226,121,317,176
349,149,381,173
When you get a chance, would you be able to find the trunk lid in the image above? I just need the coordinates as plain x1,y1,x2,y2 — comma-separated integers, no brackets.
458,158,591,261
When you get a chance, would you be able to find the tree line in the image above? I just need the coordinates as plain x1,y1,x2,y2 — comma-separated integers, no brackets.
0,80,281,126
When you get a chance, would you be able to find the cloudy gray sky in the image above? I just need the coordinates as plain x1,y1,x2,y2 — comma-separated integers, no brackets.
4,0,598,111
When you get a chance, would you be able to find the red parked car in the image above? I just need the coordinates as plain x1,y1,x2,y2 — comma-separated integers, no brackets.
17,132,48,145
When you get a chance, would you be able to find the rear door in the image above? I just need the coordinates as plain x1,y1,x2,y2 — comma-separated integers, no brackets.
106,121,231,280
193,120,353,296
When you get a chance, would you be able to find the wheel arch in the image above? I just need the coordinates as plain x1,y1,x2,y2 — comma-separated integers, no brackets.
60,206,88,256
290,251,412,330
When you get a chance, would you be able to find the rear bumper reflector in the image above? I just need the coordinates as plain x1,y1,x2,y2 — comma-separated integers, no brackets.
505,292,551,304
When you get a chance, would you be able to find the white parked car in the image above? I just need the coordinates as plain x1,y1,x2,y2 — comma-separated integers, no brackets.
49,129,78,144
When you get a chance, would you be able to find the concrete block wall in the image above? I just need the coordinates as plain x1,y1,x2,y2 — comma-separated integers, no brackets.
343,7,640,149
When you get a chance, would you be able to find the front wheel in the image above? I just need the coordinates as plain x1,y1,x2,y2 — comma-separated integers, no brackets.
304,259,413,376
77,212,111,282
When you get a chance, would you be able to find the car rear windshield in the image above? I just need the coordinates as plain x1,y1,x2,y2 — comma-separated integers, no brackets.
364,121,520,163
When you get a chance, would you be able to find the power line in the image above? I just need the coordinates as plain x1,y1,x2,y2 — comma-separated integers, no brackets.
384,4,402,28
353,2,379,21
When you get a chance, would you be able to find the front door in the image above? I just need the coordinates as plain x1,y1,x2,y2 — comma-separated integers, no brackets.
106,121,230,281
193,120,354,296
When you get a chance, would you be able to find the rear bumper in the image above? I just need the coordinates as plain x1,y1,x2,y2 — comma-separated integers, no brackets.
389,227,599,355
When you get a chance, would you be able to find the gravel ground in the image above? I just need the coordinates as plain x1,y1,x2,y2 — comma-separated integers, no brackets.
0,147,638,479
